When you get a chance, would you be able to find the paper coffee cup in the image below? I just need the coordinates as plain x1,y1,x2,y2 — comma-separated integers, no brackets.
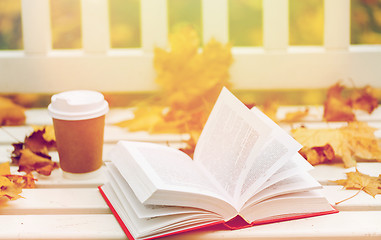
48,90,109,179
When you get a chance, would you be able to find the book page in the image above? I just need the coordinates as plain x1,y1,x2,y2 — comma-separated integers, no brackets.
100,183,223,240
105,162,207,219
237,129,302,206
110,141,237,218
250,153,313,196
241,171,322,210
194,88,273,204
240,190,335,223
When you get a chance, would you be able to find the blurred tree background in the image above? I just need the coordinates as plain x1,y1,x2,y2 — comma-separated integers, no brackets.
0,0,380,49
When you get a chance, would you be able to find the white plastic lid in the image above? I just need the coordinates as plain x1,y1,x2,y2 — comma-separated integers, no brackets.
48,90,109,120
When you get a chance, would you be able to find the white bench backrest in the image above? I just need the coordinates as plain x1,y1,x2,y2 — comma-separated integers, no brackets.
0,0,380,93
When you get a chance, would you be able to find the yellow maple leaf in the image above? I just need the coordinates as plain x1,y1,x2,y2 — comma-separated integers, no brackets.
154,26,233,107
0,163,23,201
291,122,381,168
333,169,381,204
118,26,233,156
0,176,23,201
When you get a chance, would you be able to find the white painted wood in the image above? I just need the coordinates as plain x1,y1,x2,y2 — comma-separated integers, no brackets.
230,46,381,89
141,0,168,51
0,214,125,240
104,125,189,143
202,0,228,44
0,50,158,93
21,0,51,54
310,162,381,184
1,212,381,239
263,0,289,51
25,108,53,126
81,0,110,53
324,0,350,50
165,211,381,239
323,186,381,211
0,188,110,215
1,47,381,92
0,126,34,144
13,167,106,188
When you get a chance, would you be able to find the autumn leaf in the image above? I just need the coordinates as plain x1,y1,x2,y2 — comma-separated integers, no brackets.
11,127,58,176
18,149,58,176
299,144,335,166
0,176,23,200
5,173,36,189
291,122,381,168
351,85,379,114
25,127,56,154
323,82,379,121
0,162,11,175
333,169,381,204
33,125,56,143
0,96,26,126
260,100,279,122
118,26,233,156
0,162,23,201
323,83,355,122
281,108,309,122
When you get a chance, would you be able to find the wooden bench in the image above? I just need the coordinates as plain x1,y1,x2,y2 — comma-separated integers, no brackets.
0,106,380,239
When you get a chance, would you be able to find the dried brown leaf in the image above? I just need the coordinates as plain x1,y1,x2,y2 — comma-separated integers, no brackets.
18,149,58,176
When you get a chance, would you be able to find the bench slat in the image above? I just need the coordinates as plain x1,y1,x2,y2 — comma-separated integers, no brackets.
1,211,380,239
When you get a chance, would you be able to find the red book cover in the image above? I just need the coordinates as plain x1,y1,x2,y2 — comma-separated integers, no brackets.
99,186,338,240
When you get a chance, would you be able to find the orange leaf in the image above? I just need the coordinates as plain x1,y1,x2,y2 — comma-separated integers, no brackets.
323,83,355,122
18,149,58,176
299,144,335,166
351,85,379,114
25,127,56,154
0,96,26,126
281,108,309,122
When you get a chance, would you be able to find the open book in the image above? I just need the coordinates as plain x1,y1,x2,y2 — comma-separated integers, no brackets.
99,87,338,240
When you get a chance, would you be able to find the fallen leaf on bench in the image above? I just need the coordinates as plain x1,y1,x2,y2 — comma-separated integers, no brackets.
0,96,26,126
323,82,379,121
0,176,23,201
333,169,381,204
298,144,335,166
323,83,355,122
11,127,58,176
351,85,379,114
25,127,56,154
281,108,309,122
18,149,58,176
0,162,23,201
291,122,381,168
33,125,56,143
